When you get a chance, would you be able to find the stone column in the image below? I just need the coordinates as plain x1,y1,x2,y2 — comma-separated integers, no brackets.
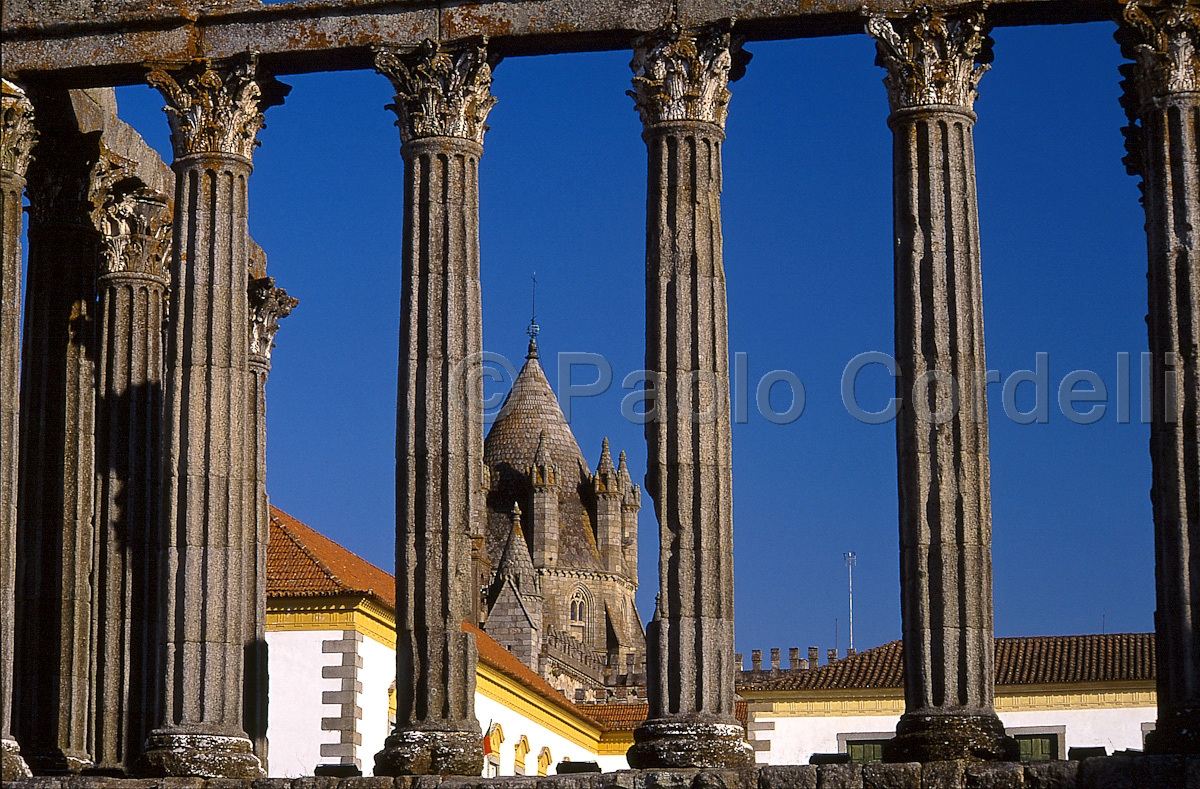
140,55,288,778
1118,0,1200,755
90,179,171,772
0,78,35,784
246,268,296,768
13,88,104,775
867,7,1017,762
371,39,494,777
626,21,752,770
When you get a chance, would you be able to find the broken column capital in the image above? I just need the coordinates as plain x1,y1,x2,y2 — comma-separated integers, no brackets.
248,276,297,365
628,20,745,130
0,80,36,178
866,5,993,116
373,40,498,146
96,181,171,280
146,55,290,161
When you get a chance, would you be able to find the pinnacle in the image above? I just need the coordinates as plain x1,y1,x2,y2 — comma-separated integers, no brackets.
597,437,615,474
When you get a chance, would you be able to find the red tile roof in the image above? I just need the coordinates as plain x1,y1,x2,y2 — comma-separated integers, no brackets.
574,701,749,732
267,506,396,610
740,633,1156,692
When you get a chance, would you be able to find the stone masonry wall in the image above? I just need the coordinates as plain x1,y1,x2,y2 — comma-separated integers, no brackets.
9,756,1200,789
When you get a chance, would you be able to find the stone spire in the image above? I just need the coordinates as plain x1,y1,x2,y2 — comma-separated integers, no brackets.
867,5,1016,763
372,38,493,777
627,19,752,770
1117,0,1200,756
594,438,622,575
142,53,289,779
0,78,35,784
594,437,618,493
494,504,538,596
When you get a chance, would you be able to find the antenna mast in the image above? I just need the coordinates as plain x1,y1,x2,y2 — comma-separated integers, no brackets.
844,551,856,653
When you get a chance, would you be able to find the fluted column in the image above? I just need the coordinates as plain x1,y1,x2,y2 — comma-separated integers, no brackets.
1118,0,1200,755
626,21,752,770
140,55,288,778
245,268,296,769
90,181,171,772
13,89,103,775
0,79,35,785
371,39,493,776
867,7,1016,762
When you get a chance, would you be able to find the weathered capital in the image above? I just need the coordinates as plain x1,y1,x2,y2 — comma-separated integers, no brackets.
248,276,297,362
96,182,171,279
1121,0,1200,105
374,40,498,145
146,55,290,160
867,5,993,114
0,80,36,177
629,21,744,129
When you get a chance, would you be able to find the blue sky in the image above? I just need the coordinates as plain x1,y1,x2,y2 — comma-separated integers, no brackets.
106,19,1154,661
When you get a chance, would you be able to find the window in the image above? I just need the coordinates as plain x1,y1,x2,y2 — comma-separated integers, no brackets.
483,723,503,777
837,731,892,764
1016,734,1057,762
846,740,885,764
514,736,530,775
570,589,587,622
537,747,552,776
1008,727,1066,762
569,587,589,641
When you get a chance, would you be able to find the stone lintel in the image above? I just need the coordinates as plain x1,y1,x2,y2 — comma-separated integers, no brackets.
3,0,1116,85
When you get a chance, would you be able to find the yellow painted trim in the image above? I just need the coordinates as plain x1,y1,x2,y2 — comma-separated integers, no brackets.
475,661,603,751
740,682,1157,718
598,731,634,756
267,595,397,649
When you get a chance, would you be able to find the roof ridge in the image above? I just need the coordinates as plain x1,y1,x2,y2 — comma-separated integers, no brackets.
269,506,352,596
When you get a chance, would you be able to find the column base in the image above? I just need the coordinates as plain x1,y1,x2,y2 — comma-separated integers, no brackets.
138,731,264,778
627,719,754,769
2,737,32,781
1145,709,1200,754
373,728,483,776
884,712,1018,763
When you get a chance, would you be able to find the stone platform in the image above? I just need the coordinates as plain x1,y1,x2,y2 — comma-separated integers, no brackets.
9,757,1200,789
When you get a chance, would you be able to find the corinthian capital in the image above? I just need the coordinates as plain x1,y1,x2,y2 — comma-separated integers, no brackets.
146,55,290,160
249,276,297,362
628,21,745,129
373,40,498,146
1,80,37,177
867,6,993,114
1121,0,1200,104
97,182,172,279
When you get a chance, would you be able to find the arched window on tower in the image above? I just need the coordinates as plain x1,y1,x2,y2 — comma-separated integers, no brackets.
569,587,589,642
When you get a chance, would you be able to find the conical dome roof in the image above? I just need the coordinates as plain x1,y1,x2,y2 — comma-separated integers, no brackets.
483,348,601,570
484,353,589,479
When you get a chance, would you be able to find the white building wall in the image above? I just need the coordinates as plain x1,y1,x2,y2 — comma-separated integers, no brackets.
358,634,395,773
474,691,621,776
267,629,344,777
752,706,1157,766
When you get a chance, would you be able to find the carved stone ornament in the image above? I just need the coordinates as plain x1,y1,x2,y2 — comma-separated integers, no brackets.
1,80,37,177
146,55,290,160
373,40,497,145
248,276,297,362
1122,0,1200,103
96,182,172,278
866,6,993,114
629,21,742,129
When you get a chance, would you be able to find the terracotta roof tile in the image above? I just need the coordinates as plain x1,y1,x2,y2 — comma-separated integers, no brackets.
740,633,1156,692
267,506,396,610
573,701,749,732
